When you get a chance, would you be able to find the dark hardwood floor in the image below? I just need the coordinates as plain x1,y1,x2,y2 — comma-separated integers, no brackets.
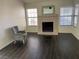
0,33,79,59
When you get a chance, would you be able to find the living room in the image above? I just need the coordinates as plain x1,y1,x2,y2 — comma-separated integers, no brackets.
0,0,79,59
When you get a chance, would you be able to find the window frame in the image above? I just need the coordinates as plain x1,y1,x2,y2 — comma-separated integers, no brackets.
73,4,79,27
60,7,73,26
26,8,38,26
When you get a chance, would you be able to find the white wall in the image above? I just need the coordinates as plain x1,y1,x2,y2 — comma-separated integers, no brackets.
72,0,79,40
0,0,26,50
59,26,73,33
25,0,74,33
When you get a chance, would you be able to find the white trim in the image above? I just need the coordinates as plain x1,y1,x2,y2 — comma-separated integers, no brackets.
0,40,14,50
73,33,79,40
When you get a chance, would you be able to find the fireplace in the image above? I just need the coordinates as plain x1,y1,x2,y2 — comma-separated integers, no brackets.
38,14,58,35
42,22,53,32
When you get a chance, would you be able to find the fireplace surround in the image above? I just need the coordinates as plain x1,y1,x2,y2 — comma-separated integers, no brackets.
38,14,59,35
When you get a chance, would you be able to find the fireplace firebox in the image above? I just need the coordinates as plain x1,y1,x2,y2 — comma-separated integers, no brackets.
42,22,53,32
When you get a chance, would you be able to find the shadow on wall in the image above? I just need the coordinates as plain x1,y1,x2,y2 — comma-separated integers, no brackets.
5,28,13,40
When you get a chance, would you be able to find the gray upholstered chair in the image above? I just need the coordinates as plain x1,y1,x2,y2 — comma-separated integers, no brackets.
11,26,26,44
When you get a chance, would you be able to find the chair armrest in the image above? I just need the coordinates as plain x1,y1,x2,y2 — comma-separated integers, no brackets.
15,33,25,36
18,31,25,34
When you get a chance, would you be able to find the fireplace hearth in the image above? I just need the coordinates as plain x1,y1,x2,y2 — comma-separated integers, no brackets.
42,22,53,32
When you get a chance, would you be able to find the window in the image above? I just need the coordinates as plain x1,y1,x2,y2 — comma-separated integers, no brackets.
27,8,38,26
60,7,73,25
74,4,79,27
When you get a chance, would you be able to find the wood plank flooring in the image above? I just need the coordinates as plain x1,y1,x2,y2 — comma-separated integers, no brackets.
0,33,79,59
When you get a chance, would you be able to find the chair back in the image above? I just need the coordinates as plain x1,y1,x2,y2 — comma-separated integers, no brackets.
11,26,19,35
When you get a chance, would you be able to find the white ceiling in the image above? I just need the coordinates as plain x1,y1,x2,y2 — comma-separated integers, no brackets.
22,0,49,3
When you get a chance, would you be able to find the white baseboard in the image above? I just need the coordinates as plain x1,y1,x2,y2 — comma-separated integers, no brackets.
72,33,79,40
0,40,14,50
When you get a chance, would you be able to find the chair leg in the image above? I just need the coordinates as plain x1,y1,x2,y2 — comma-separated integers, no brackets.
13,41,16,44
23,40,25,44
